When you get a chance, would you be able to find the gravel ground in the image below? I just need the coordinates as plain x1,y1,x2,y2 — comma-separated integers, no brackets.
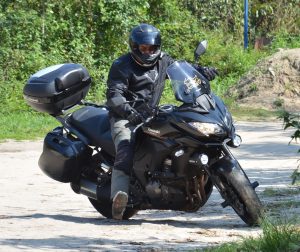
0,121,299,252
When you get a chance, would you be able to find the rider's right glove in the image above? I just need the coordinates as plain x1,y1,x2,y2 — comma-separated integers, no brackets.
127,110,143,125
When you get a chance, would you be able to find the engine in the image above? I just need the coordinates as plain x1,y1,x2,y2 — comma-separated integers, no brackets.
144,156,213,211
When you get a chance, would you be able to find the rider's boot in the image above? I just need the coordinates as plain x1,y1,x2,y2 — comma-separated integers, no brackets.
111,169,129,220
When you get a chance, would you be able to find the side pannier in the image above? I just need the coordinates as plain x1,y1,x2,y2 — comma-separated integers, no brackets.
38,127,92,183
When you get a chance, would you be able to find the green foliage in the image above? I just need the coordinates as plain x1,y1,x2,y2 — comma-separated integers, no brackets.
182,0,244,35
0,0,151,109
205,218,300,252
262,187,300,197
0,112,58,140
183,0,300,42
201,31,268,97
270,31,300,51
273,98,284,108
282,112,300,149
250,0,300,37
281,112,300,184
228,106,281,121
0,0,299,139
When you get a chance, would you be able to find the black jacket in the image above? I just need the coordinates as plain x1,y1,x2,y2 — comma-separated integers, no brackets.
106,52,174,118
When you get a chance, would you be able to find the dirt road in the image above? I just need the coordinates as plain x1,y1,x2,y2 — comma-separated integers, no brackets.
0,121,299,252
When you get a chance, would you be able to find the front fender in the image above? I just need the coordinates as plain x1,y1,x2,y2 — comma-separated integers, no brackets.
210,156,241,175
207,156,252,193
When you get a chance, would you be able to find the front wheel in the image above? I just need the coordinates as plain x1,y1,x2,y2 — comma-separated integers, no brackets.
218,167,263,226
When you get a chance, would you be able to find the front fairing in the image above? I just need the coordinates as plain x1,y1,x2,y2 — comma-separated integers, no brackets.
171,94,235,141
166,61,235,142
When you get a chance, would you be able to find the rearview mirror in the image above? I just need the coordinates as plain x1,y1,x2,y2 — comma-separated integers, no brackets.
194,40,208,62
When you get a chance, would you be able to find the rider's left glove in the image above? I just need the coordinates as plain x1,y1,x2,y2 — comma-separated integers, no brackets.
199,66,219,81
127,111,143,125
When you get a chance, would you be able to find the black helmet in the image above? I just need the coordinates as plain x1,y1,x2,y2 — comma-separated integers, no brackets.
129,23,161,67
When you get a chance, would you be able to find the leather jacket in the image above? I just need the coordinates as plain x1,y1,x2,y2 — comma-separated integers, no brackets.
106,52,174,118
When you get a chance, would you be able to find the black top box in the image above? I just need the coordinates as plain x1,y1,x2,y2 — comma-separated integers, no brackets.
23,63,91,116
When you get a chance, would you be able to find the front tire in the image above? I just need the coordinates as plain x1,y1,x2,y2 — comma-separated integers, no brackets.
219,167,263,226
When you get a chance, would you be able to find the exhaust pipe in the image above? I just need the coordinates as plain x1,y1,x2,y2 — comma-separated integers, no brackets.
70,178,111,201
78,179,98,199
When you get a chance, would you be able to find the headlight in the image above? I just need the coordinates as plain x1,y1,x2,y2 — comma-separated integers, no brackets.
227,134,242,148
188,122,226,137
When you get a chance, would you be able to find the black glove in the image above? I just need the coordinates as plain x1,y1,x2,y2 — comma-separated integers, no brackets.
199,66,218,81
127,111,143,125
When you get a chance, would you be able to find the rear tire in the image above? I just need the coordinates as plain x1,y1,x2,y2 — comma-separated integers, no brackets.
87,153,138,220
219,168,263,226
88,198,138,220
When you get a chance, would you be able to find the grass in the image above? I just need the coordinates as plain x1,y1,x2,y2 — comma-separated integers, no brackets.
229,106,283,122
261,187,300,216
265,201,300,211
203,218,300,252
0,111,59,141
262,187,300,197
203,184,300,252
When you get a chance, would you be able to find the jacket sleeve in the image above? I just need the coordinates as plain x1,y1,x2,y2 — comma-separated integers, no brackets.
166,54,175,67
161,53,174,80
106,61,132,118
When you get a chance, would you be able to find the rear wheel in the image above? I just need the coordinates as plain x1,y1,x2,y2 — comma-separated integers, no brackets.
218,168,263,226
88,198,138,220
86,152,138,220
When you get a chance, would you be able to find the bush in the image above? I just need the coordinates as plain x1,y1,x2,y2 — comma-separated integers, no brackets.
281,112,300,184
0,0,299,114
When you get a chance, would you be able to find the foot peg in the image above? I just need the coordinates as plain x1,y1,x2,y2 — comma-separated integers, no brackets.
221,200,230,208
251,181,259,189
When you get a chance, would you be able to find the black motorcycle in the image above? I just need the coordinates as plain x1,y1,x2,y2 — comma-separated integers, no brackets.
23,41,262,225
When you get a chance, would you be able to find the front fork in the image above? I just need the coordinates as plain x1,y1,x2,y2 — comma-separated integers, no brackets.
204,143,259,207
220,143,259,189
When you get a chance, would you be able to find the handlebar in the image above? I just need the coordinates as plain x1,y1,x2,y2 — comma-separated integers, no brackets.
133,115,154,133
132,105,176,133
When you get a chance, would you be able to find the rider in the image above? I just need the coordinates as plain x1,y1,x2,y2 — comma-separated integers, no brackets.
106,23,218,220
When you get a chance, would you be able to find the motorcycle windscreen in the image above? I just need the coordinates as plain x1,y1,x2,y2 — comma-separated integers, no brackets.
166,60,211,104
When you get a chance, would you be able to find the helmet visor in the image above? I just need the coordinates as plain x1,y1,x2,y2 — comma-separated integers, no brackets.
133,32,161,45
139,44,160,55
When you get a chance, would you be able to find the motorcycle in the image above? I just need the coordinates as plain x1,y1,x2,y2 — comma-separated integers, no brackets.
23,41,262,225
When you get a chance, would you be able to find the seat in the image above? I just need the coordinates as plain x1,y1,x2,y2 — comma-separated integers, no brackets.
69,106,115,156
